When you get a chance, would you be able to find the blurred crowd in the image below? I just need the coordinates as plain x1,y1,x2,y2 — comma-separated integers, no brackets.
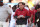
0,0,40,27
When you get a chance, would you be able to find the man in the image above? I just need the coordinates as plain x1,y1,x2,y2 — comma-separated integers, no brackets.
0,0,12,27
31,9,37,27
9,5,17,27
14,2,30,27
35,5,40,27
28,7,37,27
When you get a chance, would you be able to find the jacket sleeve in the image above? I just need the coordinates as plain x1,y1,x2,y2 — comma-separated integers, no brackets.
14,16,17,19
26,10,30,18
25,16,30,19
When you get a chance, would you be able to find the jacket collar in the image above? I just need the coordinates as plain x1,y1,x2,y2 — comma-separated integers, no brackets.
19,8,25,11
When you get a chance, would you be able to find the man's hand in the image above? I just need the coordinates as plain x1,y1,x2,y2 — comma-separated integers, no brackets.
6,14,11,22
17,16,20,19
6,18,8,22
22,16,25,18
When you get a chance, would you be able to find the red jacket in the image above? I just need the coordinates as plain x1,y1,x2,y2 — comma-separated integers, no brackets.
28,9,37,23
14,8,30,16
29,9,33,17
32,9,37,23
14,8,30,25
28,9,33,23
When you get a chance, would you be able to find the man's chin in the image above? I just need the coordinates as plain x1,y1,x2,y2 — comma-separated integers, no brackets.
20,8,24,9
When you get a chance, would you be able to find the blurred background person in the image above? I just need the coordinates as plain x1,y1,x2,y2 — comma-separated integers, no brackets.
28,4,37,27
25,5,29,11
0,0,12,27
9,5,17,27
9,5,11,8
35,4,40,27
16,5,18,8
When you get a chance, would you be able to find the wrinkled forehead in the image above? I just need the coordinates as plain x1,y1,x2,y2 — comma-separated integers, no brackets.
19,3,22,5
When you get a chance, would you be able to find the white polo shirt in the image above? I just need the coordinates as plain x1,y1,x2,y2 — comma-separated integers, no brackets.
10,11,16,23
0,5,12,22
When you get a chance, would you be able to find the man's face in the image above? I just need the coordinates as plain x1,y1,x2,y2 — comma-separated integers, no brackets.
9,5,11,8
19,3,25,9
37,8,40,12
12,7,16,11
